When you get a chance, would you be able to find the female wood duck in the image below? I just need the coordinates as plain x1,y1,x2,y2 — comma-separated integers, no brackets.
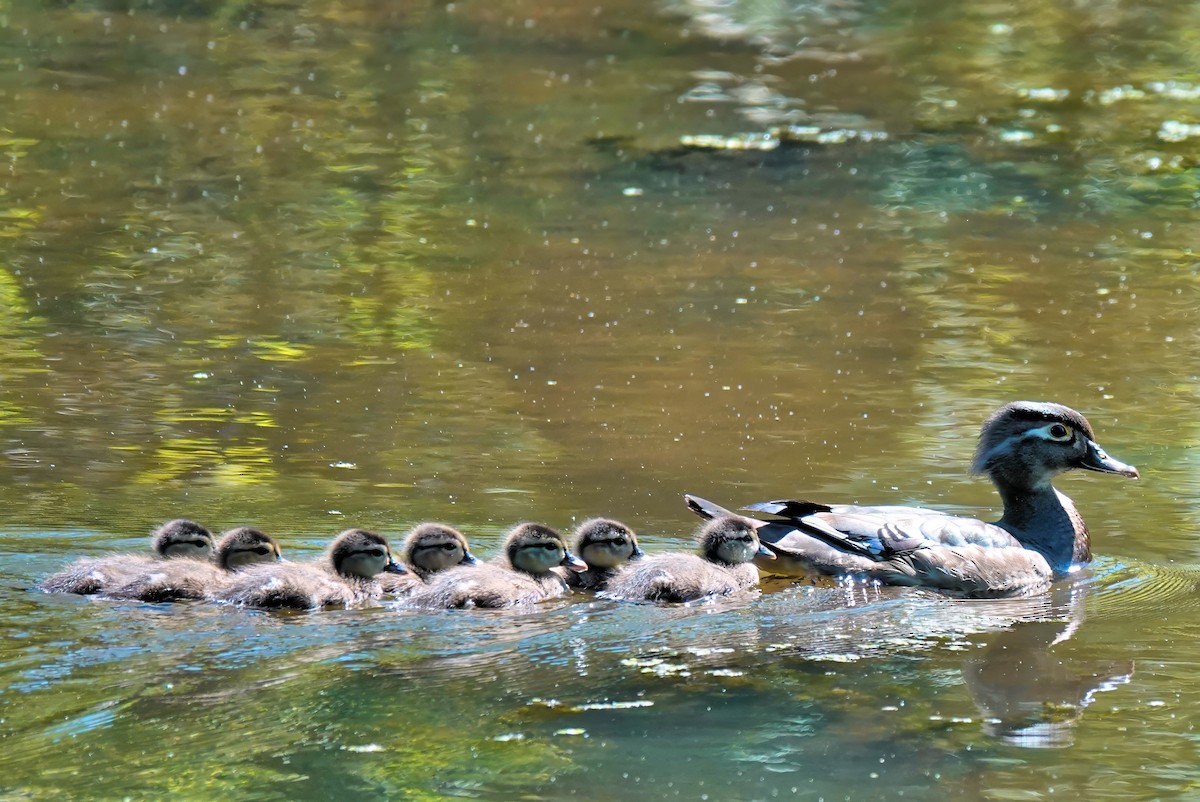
406,523,587,609
105,527,283,602
211,528,405,609
377,523,482,596
686,401,1139,598
39,519,214,595
602,516,771,603
556,518,644,591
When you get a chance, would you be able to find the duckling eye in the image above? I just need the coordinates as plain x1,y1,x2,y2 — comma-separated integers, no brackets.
250,546,272,556
1049,423,1071,440
441,543,457,551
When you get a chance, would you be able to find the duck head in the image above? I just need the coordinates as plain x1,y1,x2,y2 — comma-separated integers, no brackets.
153,519,215,560
329,529,406,579
404,523,480,577
970,401,1139,491
215,526,283,570
506,522,587,575
573,518,643,570
699,516,774,566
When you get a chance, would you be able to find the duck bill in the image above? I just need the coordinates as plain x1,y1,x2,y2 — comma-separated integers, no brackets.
1081,439,1139,479
630,546,646,559
382,559,408,574
461,553,482,566
756,542,776,560
561,552,589,572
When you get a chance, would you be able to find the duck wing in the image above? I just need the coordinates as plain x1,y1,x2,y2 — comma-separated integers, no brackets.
745,499,1020,557
685,494,1048,596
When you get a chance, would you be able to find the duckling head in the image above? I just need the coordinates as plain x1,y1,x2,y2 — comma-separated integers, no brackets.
970,401,1139,491
506,522,587,575
215,526,283,570
329,529,406,579
574,518,643,570
404,523,480,577
153,519,215,560
698,516,773,566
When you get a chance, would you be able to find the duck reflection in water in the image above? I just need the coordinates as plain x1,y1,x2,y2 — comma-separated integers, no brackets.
962,592,1133,748
746,579,1133,751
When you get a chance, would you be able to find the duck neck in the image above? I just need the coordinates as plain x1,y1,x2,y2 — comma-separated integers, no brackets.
994,480,1091,574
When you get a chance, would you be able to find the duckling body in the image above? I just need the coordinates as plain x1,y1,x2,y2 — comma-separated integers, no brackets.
407,523,586,609
211,529,404,609
378,523,481,596
105,527,282,602
39,519,214,595
555,518,643,591
686,401,1139,598
216,562,359,609
602,517,769,603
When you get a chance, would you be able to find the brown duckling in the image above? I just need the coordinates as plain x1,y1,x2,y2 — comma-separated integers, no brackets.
555,518,643,591
39,519,214,595
601,516,772,603
406,523,587,609
378,523,481,596
210,528,404,609
105,527,282,602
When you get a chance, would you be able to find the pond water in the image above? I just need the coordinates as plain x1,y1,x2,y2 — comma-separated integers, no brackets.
2,0,1200,797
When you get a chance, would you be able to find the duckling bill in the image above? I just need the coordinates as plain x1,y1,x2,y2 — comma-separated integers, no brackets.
686,401,1138,598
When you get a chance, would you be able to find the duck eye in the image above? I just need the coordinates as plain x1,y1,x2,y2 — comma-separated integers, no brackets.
442,543,456,551
1049,423,1071,440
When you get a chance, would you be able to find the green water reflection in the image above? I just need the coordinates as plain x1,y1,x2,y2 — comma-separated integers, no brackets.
2,0,1200,797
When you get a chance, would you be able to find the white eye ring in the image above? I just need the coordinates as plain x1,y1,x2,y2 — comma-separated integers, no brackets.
1046,423,1072,441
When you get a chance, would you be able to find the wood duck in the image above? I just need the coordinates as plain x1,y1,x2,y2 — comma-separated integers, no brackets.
38,519,214,595
211,528,404,609
105,527,283,602
406,522,587,609
686,401,1139,598
555,518,644,591
377,523,482,596
601,516,772,603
